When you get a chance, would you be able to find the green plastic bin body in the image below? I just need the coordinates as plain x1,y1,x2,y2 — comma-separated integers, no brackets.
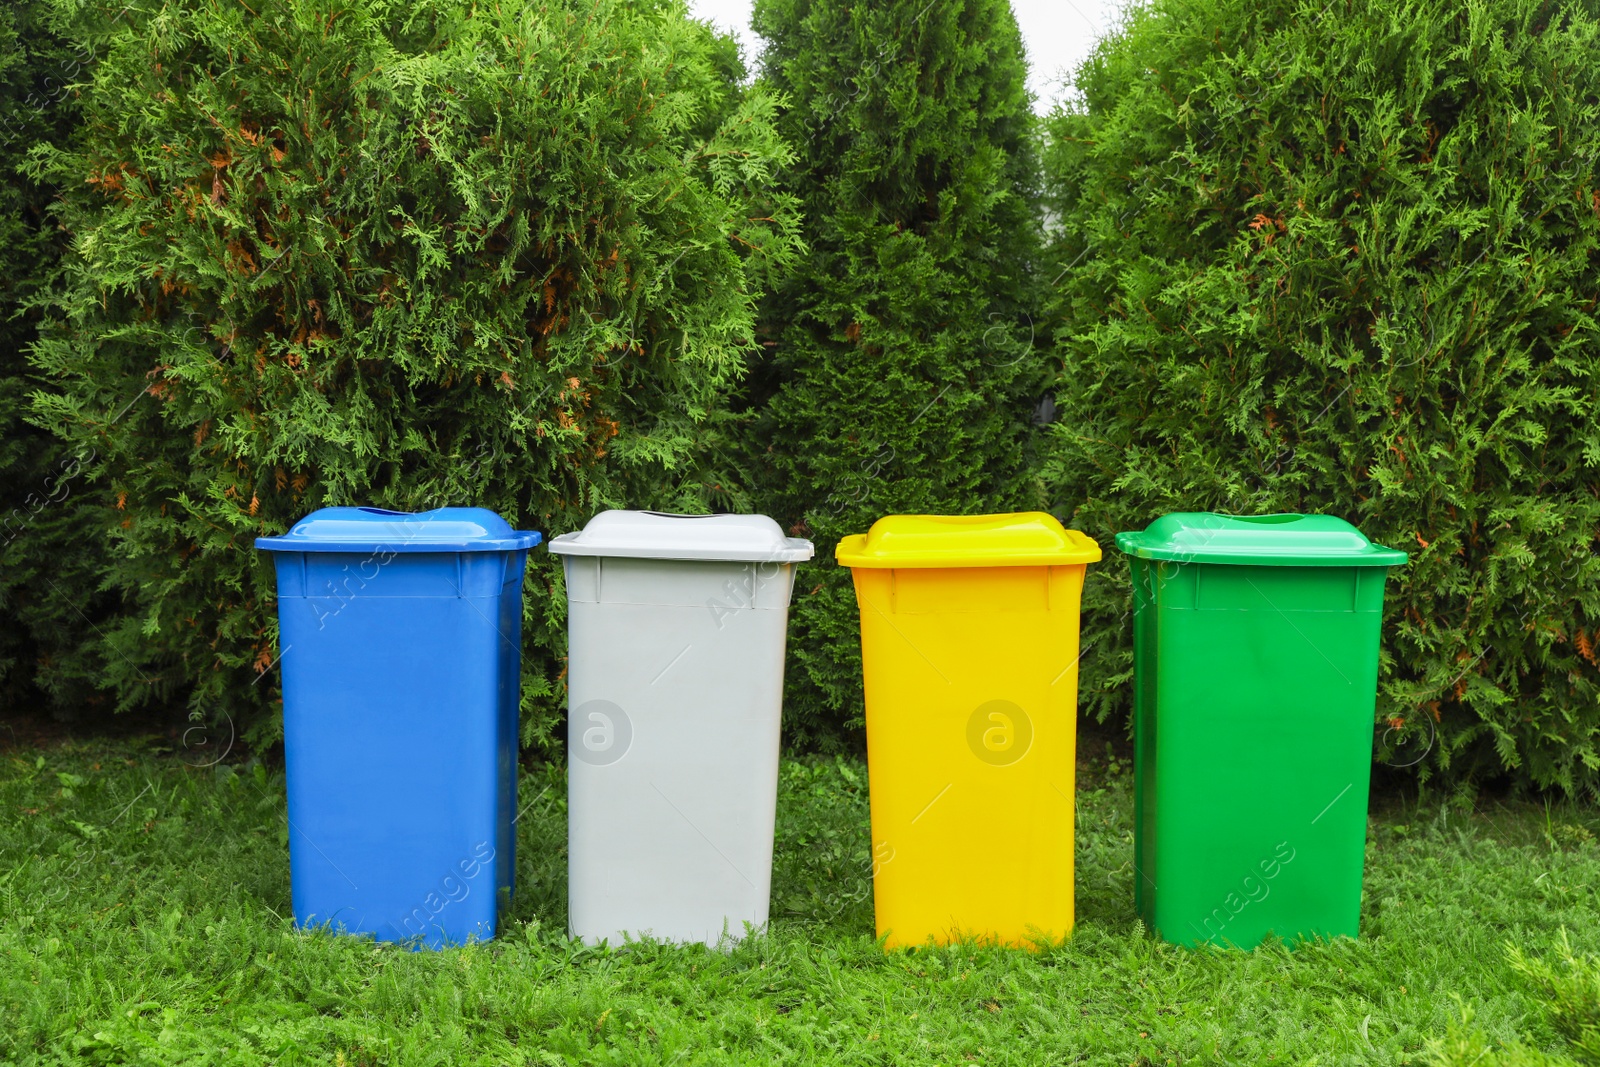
1116,514,1407,949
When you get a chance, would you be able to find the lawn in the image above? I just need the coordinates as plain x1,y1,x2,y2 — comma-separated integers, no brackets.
2,731,1597,1065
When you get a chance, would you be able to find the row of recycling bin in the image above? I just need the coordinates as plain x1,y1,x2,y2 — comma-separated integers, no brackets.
256,508,1407,951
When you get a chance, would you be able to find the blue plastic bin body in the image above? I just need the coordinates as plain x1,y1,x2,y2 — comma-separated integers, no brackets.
256,507,541,949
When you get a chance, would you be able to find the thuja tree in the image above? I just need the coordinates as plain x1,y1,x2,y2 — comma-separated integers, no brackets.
748,0,1045,748
26,0,798,747
1044,0,1600,793
0,1,92,711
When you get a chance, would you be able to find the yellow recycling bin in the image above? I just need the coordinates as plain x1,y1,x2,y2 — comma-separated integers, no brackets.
837,513,1101,948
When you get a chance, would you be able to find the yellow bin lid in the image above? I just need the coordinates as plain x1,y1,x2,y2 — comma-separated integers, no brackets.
835,512,1102,569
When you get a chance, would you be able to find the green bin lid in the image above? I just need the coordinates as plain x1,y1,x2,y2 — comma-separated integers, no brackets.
1113,513,1408,567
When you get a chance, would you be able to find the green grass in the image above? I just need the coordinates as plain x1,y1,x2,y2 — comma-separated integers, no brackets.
2,736,1598,1065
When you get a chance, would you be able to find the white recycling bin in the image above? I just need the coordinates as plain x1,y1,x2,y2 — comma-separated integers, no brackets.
548,511,814,946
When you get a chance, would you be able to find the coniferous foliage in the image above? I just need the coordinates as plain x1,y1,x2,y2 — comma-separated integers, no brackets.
0,2,92,711
25,0,800,746
1044,0,1600,794
749,0,1046,748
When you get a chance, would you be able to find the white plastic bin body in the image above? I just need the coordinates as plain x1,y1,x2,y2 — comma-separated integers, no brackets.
549,512,813,946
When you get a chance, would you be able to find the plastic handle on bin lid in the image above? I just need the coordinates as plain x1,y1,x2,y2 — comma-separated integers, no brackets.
834,512,1102,569
1112,512,1409,567
253,507,542,553
545,510,814,563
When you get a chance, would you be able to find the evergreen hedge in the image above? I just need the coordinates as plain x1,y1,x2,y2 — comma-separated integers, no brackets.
0,2,89,710
748,0,1046,748
1044,0,1600,794
25,0,799,748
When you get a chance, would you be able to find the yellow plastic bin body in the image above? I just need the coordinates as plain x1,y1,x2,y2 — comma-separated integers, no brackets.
837,513,1101,948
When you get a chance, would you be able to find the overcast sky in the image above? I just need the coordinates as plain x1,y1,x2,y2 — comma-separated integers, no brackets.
685,0,1128,112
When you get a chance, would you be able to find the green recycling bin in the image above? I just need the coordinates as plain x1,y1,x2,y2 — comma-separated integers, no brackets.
1115,513,1407,948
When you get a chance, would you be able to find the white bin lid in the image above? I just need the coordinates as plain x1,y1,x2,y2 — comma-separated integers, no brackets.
547,510,815,563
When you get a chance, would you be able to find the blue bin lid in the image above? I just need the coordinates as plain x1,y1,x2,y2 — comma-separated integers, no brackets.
255,507,542,554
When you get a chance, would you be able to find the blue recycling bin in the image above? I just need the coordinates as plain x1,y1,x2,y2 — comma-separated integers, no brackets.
256,507,541,948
